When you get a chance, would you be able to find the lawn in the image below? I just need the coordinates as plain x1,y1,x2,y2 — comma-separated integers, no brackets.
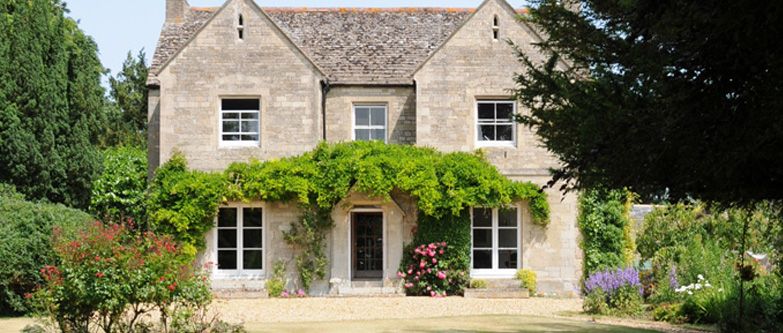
2,315,659,333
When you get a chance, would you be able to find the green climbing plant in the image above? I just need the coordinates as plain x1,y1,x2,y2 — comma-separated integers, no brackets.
147,141,550,290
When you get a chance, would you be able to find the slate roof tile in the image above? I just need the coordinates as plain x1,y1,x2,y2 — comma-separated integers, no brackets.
148,7,475,86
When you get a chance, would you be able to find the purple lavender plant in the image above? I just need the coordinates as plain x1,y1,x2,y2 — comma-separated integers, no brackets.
584,267,643,296
668,266,679,290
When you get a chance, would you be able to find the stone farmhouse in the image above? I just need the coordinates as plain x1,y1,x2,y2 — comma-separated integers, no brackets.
148,0,581,296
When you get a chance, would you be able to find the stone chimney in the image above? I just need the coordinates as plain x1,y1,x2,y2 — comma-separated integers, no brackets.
166,0,190,24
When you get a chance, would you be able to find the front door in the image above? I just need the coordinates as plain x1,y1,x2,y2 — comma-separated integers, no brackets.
351,212,383,280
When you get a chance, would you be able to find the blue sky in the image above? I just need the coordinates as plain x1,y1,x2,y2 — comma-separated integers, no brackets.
64,0,527,76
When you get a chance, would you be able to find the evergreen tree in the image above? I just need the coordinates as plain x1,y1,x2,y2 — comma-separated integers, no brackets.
0,0,104,208
513,0,783,204
104,50,149,147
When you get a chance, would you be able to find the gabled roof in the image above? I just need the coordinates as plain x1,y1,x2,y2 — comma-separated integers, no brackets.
147,4,527,86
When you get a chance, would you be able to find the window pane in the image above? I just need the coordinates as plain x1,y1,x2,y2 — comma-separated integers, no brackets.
497,125,513,141
242,112,259,120
243,208,263,227
243,250,263,270
222,99,259,110
496,103,514,120
355,129,370,141
472,229,492,248
218,208,237,227
223,135,240,141
498,250,518,269
370,108,385,126
498,229,517,248
222,112,240,119
241,121,258,133
218,229,237,248
499,208,518,227
222,121,239,133
355,108,370,126
243,229,263,248
241,135,259,141
217,250,237,270
478,125,495,141
473,250,492,269
478,103,495,120
473,208,492,227
371,129,385,141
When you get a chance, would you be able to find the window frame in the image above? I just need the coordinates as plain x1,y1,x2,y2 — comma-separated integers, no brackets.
352,104,388,143
219,98,260,148
212,203,265,279
470,206,522,278
475,100,517,148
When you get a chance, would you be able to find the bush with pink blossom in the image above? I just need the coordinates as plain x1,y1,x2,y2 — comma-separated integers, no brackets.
398,242,467,297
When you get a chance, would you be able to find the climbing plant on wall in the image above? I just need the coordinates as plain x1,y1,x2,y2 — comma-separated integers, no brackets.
578,188,636,280
147,141,550,290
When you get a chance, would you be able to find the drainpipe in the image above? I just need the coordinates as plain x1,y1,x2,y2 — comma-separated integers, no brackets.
321,79,331,141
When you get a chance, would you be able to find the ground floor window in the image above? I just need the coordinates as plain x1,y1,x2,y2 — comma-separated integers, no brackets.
471,207,520,275
216,206,264,275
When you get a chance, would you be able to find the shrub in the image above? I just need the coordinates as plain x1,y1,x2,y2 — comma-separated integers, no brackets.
515,269,537,294
265,260,287,297
398,242,467,297
469,279,488,289
410,212,472,294
89,146,148,224
652,303,685,323
578,188,635,279
0,192,92,315
583,267,644,315
29,222,233,332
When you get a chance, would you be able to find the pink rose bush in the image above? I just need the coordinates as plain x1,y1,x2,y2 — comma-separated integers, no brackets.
398,242,465,297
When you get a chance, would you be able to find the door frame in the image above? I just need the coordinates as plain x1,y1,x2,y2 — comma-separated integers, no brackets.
348,208,386,281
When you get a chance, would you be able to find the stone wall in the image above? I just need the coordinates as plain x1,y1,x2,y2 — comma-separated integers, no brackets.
155,0,324,172
415,0,581,295
325,86,416,144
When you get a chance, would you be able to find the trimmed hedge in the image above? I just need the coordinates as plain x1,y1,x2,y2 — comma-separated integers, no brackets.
0,187,93,315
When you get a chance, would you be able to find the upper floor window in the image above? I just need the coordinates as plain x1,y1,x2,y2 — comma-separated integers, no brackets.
221,98,259,147
493,15,500,40
238,14,245,40
476,101,516,147
216,206,264,276
353,105,387,142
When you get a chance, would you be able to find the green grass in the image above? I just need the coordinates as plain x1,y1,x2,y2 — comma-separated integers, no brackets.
2,315,661,333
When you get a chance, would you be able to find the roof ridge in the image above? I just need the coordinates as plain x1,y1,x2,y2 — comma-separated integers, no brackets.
190,6,529,14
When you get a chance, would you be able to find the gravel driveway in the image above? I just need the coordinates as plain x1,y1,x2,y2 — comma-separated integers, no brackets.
213,297,583,324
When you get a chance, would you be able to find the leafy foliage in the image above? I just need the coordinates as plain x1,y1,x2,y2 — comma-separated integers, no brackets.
513,0,783,204
90,146,148,224
0,0,105,209
578,188,635,278
515,269,537,294
398,242,467,297
583,267,644,315
29,222,235,333
265,261,287,298
101,50,149,147
639,202,783,331
0,190,92,315
148,141,550,289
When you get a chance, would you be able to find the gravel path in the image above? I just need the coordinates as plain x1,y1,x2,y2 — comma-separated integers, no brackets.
213,297,710,333
213,297,582,323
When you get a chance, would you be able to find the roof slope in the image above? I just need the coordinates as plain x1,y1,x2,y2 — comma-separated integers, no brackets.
148,7,474,86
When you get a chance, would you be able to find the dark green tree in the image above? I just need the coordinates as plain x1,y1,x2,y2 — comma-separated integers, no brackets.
513,0,783,204
103,50,149,147
0,0,105,208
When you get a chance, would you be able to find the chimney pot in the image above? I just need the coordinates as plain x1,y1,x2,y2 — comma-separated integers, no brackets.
166,0,190,24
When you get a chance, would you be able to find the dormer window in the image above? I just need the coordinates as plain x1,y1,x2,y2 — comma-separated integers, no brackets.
238,14,244,40
492,15,499,40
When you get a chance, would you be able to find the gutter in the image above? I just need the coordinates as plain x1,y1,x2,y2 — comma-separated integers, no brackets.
321,79,331,141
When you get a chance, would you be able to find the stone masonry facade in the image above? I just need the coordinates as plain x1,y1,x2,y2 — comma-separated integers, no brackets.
149,0,581,296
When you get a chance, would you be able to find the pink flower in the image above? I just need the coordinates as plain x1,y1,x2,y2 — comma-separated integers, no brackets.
419,261,426,269
430,291,436,297
397,271,406,278
427,268,432,273
432,258,438,264
429,243,436,249
438,249,444,255
437,271,447,280
95,271,105,278
407,269,413,275
281,291,290,298
441,242,447,247
297,289,306,297
414,276,420,281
